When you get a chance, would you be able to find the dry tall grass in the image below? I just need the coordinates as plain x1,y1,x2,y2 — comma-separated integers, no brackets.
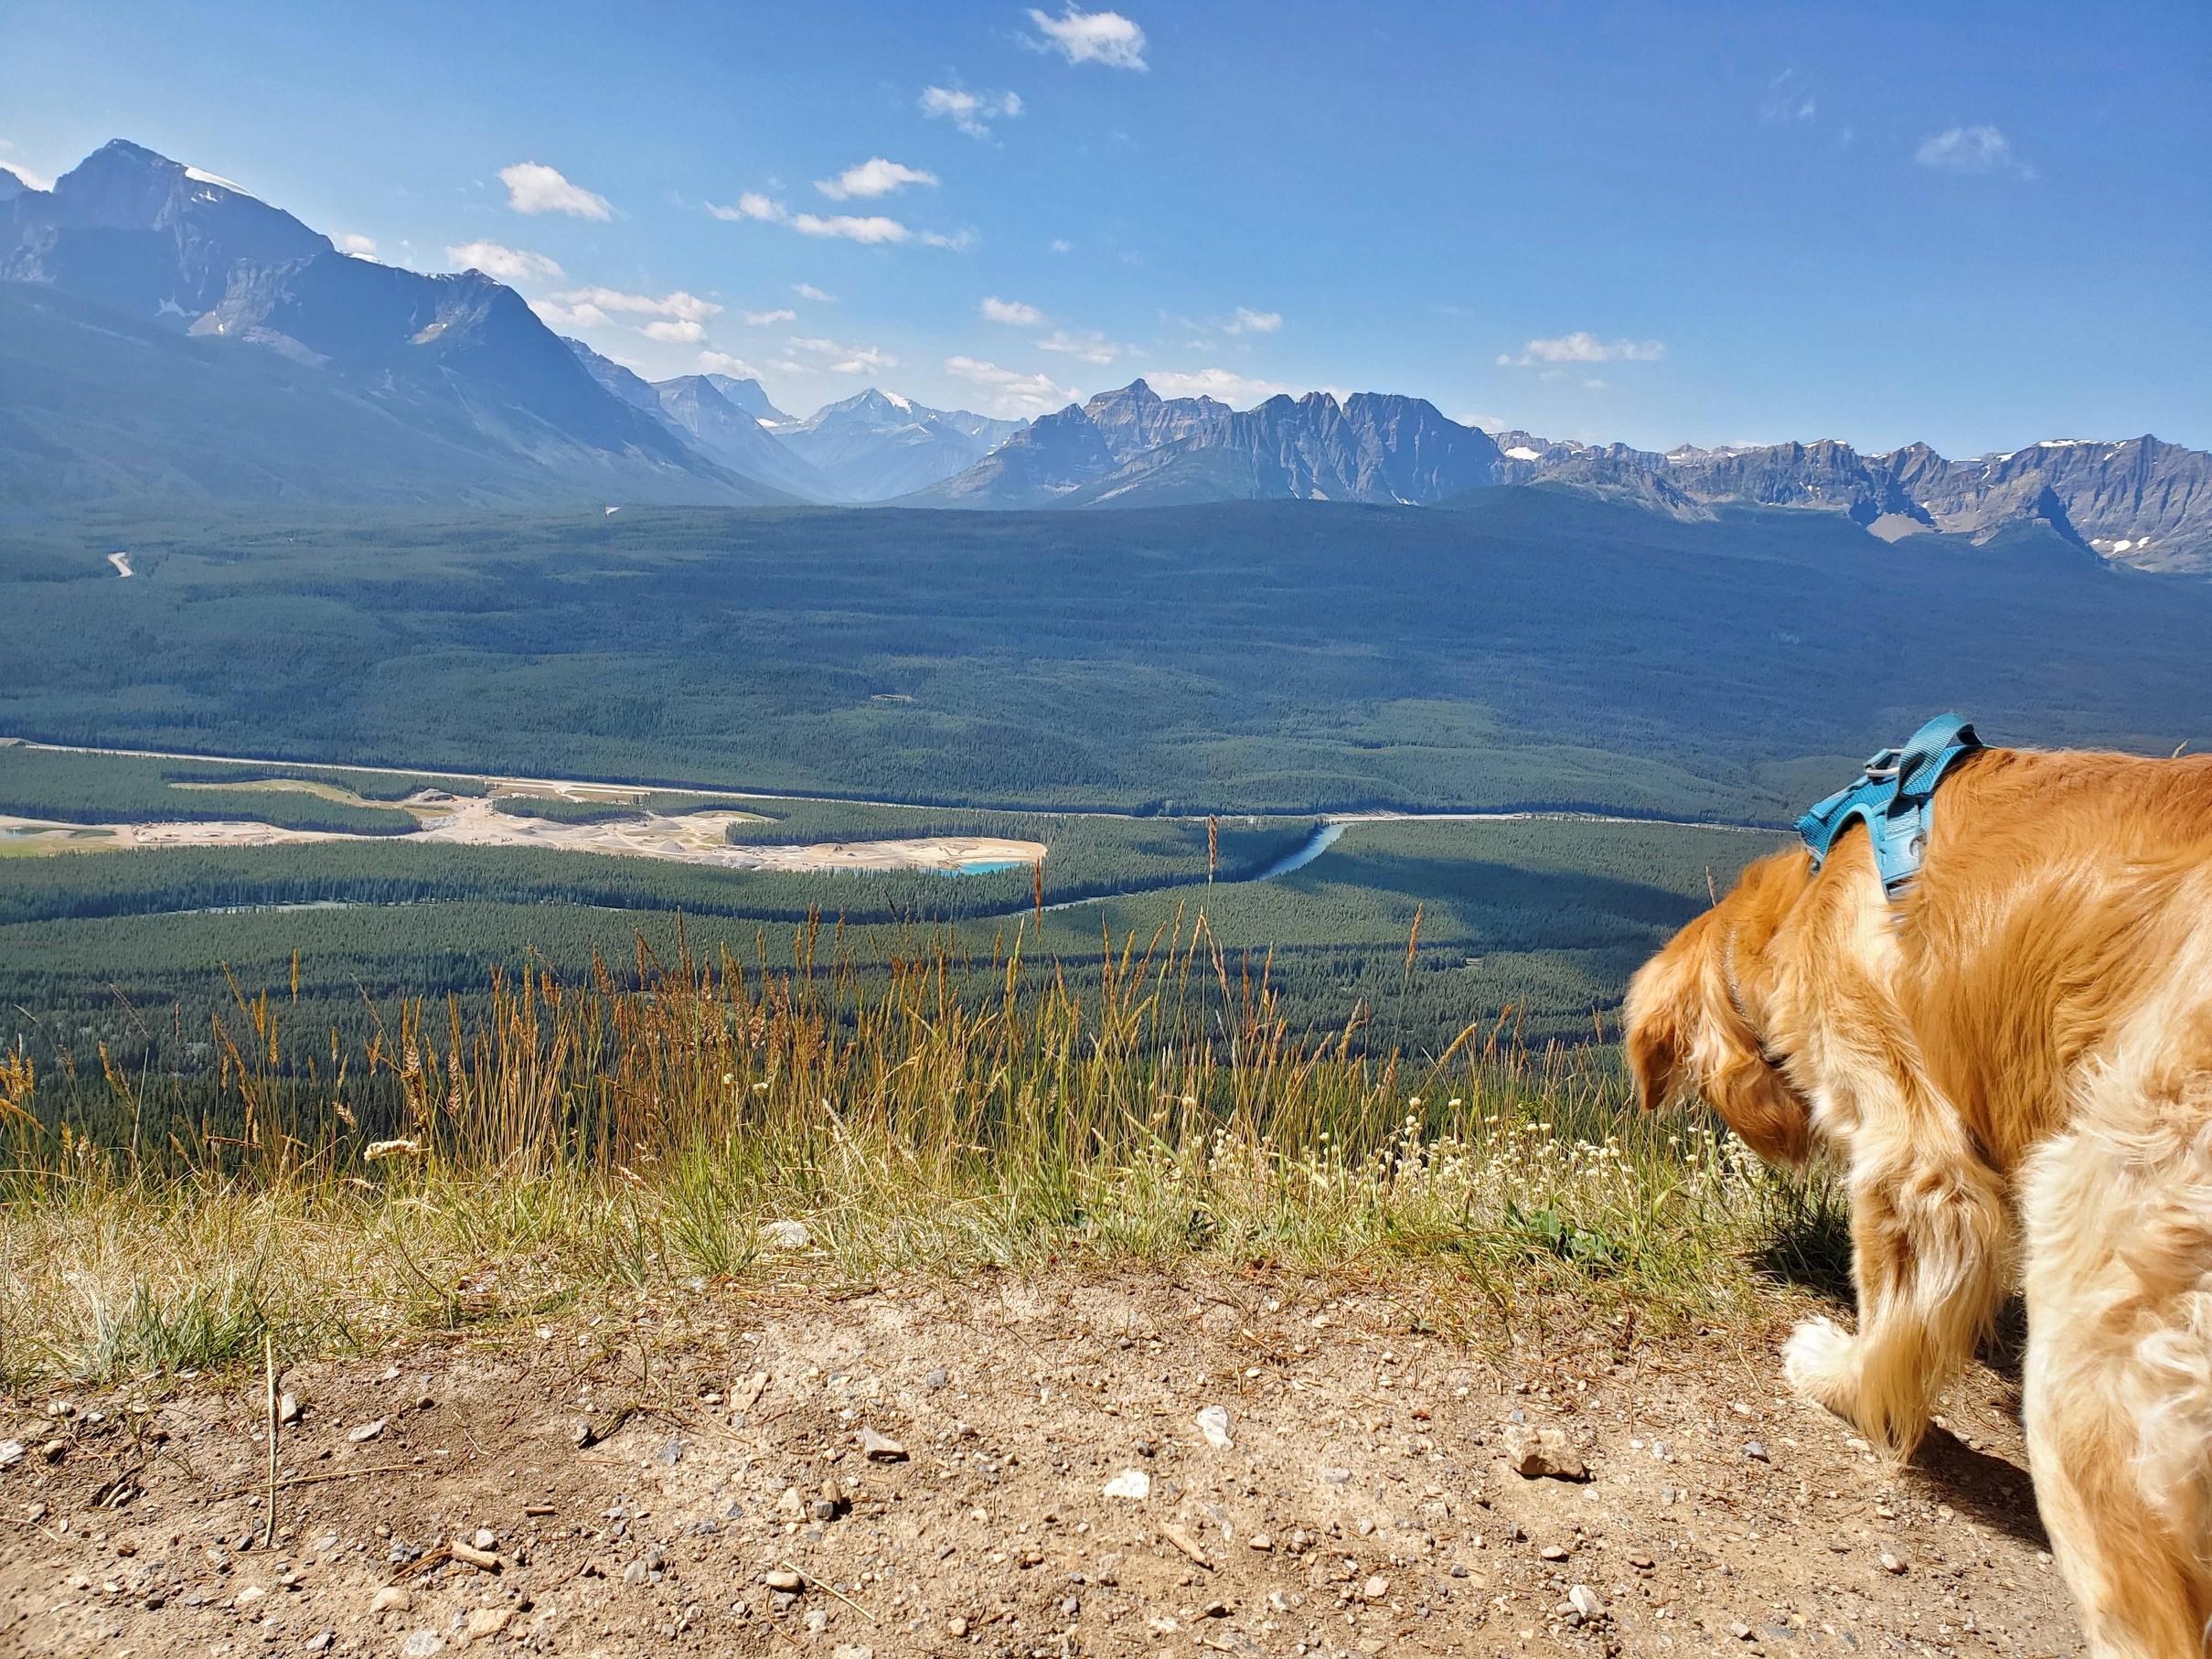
0,910,1842,1388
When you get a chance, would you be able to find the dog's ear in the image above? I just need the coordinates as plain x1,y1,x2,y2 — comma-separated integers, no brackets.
1624,922,1698,1116
1624,861,1813,1166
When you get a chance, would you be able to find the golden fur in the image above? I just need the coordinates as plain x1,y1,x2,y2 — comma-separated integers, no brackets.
1625,744,2212,1657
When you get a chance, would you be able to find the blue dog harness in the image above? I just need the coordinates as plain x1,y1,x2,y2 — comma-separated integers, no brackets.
1796,713,1984,895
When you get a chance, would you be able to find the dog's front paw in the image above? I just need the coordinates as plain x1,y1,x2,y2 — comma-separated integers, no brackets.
1783,1316,1859,1414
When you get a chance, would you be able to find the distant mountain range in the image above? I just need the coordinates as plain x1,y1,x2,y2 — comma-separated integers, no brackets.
4,139,2207,573
912,380,2212,573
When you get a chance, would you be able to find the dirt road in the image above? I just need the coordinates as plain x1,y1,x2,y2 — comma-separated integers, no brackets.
0,1271,2082,1657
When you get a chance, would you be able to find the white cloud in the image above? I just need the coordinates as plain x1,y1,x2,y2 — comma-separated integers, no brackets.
1139,368,1287,405
551,287,722,324
498,161,613,219
920,85,1024,139
709,191,786,222
1915,124,2035,178
1048,238,1073,254
790,336,899,375
793,284,834,302
981,295,1047,326
0,158,53,192
531,298,610,330
1501,332,1666,366
641,318,706,343
445,240,563,284
742,307,798,326
816,157,938,200
699,350,763,379
792,211,911,243
943,355,1079,414
1026,6,1149,70
717,197,962,250
1035,328,1125,365
1759,70,1816,123
337,232,379,260
1224,306,1282,335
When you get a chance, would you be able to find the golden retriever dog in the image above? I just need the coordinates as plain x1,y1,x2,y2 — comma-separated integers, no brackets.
1624,738,2212,1657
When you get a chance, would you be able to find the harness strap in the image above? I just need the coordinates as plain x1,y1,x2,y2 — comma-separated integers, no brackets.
1795,712,1982,895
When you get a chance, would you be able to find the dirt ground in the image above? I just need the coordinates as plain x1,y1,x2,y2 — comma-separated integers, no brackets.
0,1270,2085,1659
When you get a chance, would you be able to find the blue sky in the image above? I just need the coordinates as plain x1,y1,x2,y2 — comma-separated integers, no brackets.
4,0,2207,451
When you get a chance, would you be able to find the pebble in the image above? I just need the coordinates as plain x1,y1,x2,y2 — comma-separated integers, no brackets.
1194,1405,1234,1450
1247,1532,1274,1552
1730,1620,1756,1641
830,1646,873,1659
369,1587,412,1616
1568,1585,1606,1622
924,1367,948,1389
277,1393,301,1426
0,1441,21,1470
1539,1545,1569,1562
764,1568,804,1591
399,1633,443,1658
1362,1575,1390,1601
39,1440,67,1464
303,1632,334,1654
347,1418,386,1444
945,1616,969,1637
470,1528,497,1551
656,1438,684,1467
1880,1550,1907,1574
1745,1440,1769,1462
860,1428,907,1462
762,1219,811,1249
1102,1469,1150,1501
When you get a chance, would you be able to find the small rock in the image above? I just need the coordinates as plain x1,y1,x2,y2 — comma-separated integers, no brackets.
945,1616,969,1637
623,1558,652,1587
1539,1545,1569,1562
465,1609,511,1638
236,1585,266,1605
1730,1621,1755,1641
369,1586,412,1616
569,1418,595,1449
1200,1599,1230,1619
1102,1469,1150,1501
1247,1532,1273,1552
1194,1405,1234,1450
347,1418,386,1444
1628,1552,1654,1570
399,1633,443,1658
277,1393,301,1425
1880,1550,1907,1574
1744,1440,1769,1462
1500,1424,1587,1482
762,1219,811,1250
924,1367,948,1390
470,1528,496,1552
804,1609,829,1634
1321,1467,1352,1484
38,1440,66,1464
303,1632,334,1654
0,1441,21,1471
764,1568,804,1591
1568,1585,1606,1622
830,1646,873,1659
859,1428,907,1462
1362,1575,1390,1602
655,1438,684,1467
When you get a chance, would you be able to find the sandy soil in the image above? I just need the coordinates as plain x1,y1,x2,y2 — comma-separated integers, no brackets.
0,1271,2084,1659
0,797,1044,877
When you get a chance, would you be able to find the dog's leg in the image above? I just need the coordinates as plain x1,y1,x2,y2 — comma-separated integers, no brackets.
1782,1112,2013,1461
2021,1120,2212,1657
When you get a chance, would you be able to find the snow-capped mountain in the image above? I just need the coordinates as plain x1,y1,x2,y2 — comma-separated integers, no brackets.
775,388,1023,503
2,139,793,507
